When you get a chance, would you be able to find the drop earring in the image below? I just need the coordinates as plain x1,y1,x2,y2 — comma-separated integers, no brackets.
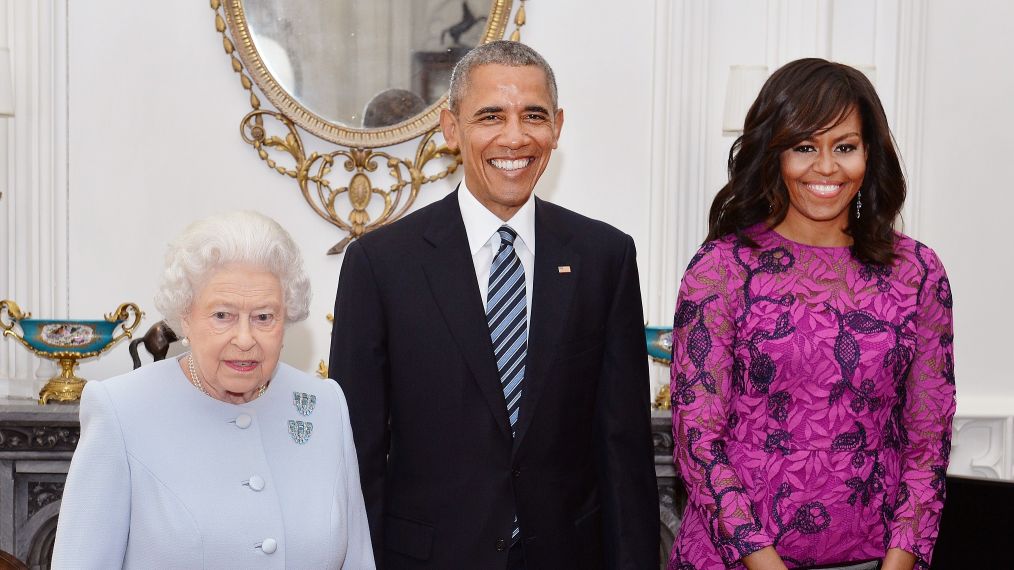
856,193,863,220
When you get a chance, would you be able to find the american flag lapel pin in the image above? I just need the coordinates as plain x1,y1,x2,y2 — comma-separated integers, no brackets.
558,265,571,274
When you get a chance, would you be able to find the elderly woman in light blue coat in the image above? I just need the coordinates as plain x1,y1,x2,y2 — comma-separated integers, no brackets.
52,211,375,569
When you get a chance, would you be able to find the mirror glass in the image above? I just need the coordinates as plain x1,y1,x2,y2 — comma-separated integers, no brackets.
243,0,492,128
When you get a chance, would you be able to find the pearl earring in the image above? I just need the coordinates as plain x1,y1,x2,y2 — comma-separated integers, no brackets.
181,337,190,347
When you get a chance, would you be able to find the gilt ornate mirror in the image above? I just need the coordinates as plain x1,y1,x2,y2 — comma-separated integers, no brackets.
211,0,526,253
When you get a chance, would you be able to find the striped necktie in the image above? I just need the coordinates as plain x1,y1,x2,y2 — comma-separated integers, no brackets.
486,225,527,543
487,226,527,435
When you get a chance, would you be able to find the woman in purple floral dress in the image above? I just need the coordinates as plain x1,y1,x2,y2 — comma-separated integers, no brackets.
668,59,955,570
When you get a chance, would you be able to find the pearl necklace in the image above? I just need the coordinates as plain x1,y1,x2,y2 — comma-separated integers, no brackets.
186,353,267,400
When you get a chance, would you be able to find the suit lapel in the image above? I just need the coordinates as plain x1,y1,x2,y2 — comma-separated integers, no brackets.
421,190,512,440
513,200,579,451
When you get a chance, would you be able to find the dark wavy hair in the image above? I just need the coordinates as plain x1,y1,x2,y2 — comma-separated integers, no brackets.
707,58,905,265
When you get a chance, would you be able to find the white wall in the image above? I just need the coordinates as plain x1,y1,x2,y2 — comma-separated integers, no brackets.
1,0,1013,477
917,0,1014,479
920,0,1014,412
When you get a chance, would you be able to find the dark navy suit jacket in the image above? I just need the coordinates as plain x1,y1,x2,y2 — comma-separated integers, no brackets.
330,190,659,569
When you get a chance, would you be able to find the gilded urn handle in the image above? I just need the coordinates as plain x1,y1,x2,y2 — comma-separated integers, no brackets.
0,299,32,348
104,302,144,350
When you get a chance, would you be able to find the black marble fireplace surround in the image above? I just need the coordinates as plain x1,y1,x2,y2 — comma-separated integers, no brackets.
0,400,78,569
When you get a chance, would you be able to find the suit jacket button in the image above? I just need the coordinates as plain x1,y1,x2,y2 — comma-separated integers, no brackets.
496,538,506,551
512,469,521,478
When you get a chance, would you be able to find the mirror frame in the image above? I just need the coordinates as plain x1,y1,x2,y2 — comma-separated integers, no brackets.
222,0,515,148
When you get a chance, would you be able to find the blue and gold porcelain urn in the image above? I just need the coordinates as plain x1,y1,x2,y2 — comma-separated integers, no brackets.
1,299,143,404
645,325,674,410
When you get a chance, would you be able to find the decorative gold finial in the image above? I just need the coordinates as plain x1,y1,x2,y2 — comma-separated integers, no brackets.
510,1,527,41
317,313,335,378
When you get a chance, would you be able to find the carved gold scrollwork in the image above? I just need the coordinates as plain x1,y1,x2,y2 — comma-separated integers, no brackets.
239,109,461,253
210,0,517,254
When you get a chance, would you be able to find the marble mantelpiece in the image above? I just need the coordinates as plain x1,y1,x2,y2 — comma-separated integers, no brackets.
653,408,685,565
0,398,80,568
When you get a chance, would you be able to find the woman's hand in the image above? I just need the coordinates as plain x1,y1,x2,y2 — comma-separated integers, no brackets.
881,547,916,570
742,546,789,570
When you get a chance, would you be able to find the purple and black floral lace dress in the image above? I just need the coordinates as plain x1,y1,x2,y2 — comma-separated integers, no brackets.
668,225,955,569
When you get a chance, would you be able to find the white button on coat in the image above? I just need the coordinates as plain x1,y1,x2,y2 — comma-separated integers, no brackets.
248,475,265,492
260,538,277,554
235,414,252,429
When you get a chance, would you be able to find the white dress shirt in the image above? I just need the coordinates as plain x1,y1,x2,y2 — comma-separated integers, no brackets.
457,182,536,322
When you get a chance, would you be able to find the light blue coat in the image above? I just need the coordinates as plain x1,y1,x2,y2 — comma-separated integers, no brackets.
52,358,375,569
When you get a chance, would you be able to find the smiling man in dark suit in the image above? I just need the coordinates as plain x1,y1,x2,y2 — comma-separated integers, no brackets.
329,40,659,569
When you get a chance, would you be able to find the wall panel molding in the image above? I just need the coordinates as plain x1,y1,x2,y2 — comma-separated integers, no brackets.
893,0,928,237
765,0,833,69
0,0,69,398
950,416,1014,481
646,0,710,394
646,0,709,323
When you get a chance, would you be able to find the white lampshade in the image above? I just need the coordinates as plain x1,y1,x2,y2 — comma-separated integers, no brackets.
722,65,767,135
0,48,14,117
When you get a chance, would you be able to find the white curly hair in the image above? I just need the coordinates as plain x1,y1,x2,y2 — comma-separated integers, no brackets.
154,211,312,331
